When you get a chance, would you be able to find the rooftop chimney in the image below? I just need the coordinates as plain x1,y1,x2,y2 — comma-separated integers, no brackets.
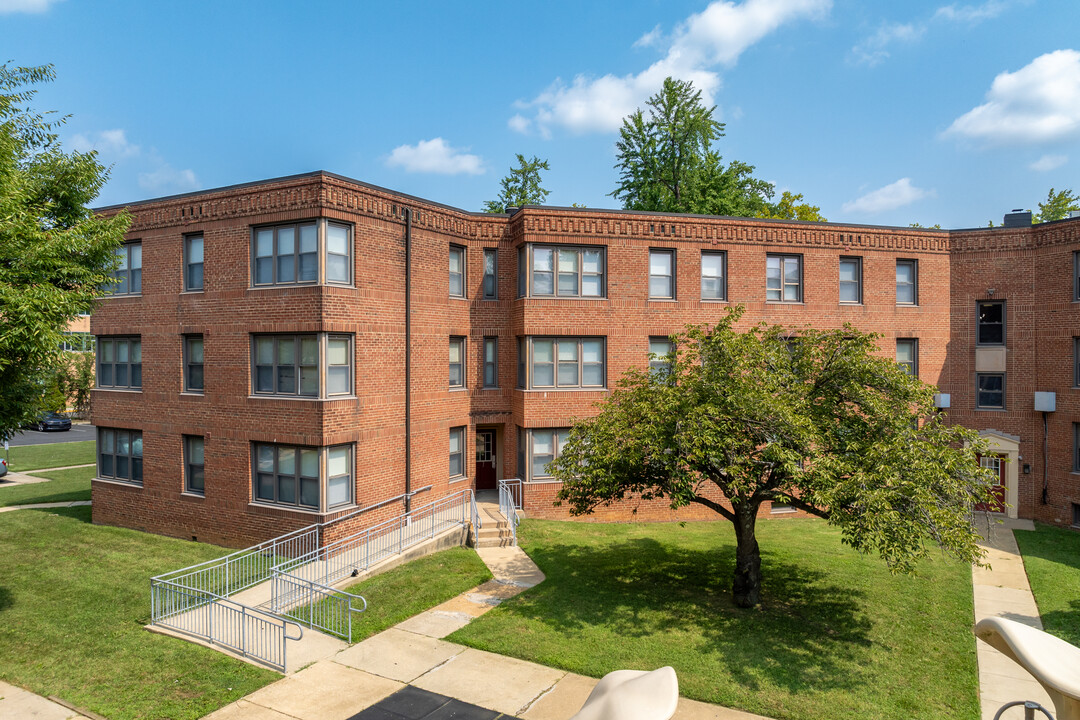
1003,209,1032,227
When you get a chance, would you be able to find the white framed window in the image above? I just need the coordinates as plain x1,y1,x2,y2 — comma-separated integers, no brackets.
519,244,605,298
649,337,674,376
519,337,605,389
97,337,142,389
896,338,917,377
976,373,1005,409
98,428,143,485
108,242,142,295
518,427,570,480
251,220,352,287
449,245,465,298
185,435,205,495
251,333,352,398
184,234,204,291
701,251,726,300
896,259,918,305
483,248,497,299
649,249,675,299
60,332,94,353
766,254,802,303
252,442,353,511
449,426,466,479
450,336,466,389
839,257,862,304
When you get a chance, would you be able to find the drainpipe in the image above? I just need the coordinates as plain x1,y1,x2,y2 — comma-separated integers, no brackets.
405,208,412,515
1043,411,1049,505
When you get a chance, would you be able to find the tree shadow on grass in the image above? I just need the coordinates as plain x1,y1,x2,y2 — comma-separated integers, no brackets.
0,586,12,612
27,505,92,523
1036,600,1080,649
508,536,874,695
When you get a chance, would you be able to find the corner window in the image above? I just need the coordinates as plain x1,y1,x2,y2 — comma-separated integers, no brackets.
184,335,204,393
766,254,802,303
701,251,726,301
253,442,352,511
185,435,205,495
521,337,605,389
252,220,351,287
97,337,142,389
649,337,673,376
184,234,204,291
449,245,465,298
98,428,142,485
977,301,1005,346
108,242,142,296
519,427,570,480
520,244,605,298
483,248,498,299
449,427,465,479
450,336,466,389
839,257,862,304
483,337,498,388
976,373,1005,409
252,334,352,398
896,260,918,305
896,339,917,377
649,249,675,299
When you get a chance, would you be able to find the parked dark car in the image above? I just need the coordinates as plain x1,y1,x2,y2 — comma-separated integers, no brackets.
30,412,72,432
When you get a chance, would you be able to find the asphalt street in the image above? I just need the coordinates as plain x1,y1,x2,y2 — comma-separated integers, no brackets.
6,423,95,447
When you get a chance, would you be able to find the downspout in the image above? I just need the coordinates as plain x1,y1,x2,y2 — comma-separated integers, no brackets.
405,208,412,514
1043,411,1049,505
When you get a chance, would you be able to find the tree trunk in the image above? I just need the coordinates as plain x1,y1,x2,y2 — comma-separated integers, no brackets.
732,502,762,608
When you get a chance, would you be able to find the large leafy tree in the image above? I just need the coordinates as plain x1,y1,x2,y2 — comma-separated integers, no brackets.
483,154,551,213
756,191,827,222
550,307,996,608
1034,188,1079,223
611,77,776,216
0,63,130,440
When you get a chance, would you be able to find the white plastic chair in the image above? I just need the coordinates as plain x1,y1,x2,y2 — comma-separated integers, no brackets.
569,666,679,720
976,616,1080,719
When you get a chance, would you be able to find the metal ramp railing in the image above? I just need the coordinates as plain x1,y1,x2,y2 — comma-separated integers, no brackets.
150,488,479,670
497,478,522,545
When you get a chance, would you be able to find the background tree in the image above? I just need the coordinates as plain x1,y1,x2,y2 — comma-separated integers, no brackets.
611,77,777,216
550,307,996,608
483,154,551,213
755,190,827,222
0,63,129,440
1034,188,1079,223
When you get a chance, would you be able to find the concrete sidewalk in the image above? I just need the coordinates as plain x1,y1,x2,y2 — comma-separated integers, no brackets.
973,516,1052,720
206,544,768,720
0,680,90,719
0,500,91,513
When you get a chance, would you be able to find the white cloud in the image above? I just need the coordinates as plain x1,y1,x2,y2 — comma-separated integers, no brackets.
0,0,62,13
386,138,485,175
933,1,1009,23
1030,154,1067,172
842,178,931,214
634,24,664,49
71,128,140,158
138,163,200,194
945,50,1080,145
513,0,831,136
850,22,925,67
507,114,531,134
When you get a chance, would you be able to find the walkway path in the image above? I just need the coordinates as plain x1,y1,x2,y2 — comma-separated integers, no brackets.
0,500,91,513
205,544,769,720
973,516,1052,720
0,680,91,719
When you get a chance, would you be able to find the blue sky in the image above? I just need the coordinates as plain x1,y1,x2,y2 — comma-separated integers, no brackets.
4,0,1078,228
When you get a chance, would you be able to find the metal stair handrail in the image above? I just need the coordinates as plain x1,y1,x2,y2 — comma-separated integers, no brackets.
498,478,523,545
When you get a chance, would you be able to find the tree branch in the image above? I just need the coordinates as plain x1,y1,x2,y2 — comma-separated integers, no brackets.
773,493,829,519
689,494,736,522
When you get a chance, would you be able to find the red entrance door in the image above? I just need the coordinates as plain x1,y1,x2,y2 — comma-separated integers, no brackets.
975,454,1006,513
475,429,497,490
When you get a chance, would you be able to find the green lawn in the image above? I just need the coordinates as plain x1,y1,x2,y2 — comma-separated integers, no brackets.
291,547,493,643
449,518,978,720
0,506,279,719
0,465,93,507
3,440,95,472
1014,523,1080,647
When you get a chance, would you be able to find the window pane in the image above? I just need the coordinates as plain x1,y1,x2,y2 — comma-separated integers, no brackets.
278,447,296,476
277,366,296,394
277,226,295,255
583,363,603,386
328,447,349,477
257,445,275,473
582,340,603,364
117,455,129,480
277,338,295,365
115,364,128,386
558,360,579,386
484,249,496,275
129,244,142,269
326,254,347,283
101,454,113,477
132,458,142,482
557,341,578,362
299,367,318,395
299,224,317,254
650,252,671,276
256,366,273,392
131,340,141,362
300,477,319,507
117,340,129,363
327,366,348,394
533,247,552,271
702,277,721,298
533,271,554,295
102,429,115,452
328,338,348,365
188,236,204,263
449,247,462,273
298,253,317,282
256,337,274,364
188,338,204,363
300,448,319,477
255,257,273,284
839,260,857,283
189,467,205,492
784,258,800,282
277,254,295,283
783,283,799,302
896,263,913,284
582,274,602,296
256,230,274,257
328,475,349,507
188,365,204,391
278,475,296,504
327,224,348,255
300,337,317,366
449,340,461,364
650,276,671,298
702,254,723,277
130,363,141,388
583,250,602,274
116,246,129,270
188,437,204,464
449,429,461,453
257,473,275,500
449,453,463,478
188,263,204,290
485,339,496,363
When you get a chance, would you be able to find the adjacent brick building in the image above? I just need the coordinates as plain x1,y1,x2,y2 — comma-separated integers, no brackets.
88,172,1080,547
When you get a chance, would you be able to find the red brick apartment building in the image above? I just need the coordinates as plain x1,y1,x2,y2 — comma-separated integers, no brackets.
88,171,1080,547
